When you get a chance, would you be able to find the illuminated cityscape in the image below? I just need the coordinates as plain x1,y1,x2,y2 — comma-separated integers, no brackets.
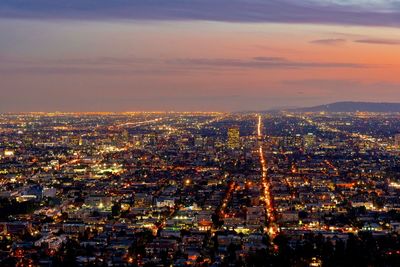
227,127,240,150
0,111,399,266
2,1,400,266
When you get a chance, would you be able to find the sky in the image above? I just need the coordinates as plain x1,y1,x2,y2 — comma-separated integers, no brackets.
1,0,400,112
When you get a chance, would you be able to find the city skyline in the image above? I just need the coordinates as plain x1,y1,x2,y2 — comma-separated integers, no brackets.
2,2,400,266
1,111,400,266
1,1,400,112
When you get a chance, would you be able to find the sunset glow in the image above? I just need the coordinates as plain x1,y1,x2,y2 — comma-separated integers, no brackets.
1,1,400,111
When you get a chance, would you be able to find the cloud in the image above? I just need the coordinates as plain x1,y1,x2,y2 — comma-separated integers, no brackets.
300,0,398,12
0,66,176,76
167,57,367,70
355,38,400,45
0,55,369,76
0,0,400,27
282,79,362,87
310,38,346,45
0,56,176,75
55,57,155,66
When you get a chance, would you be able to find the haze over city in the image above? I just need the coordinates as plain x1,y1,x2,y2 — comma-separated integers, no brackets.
1,0,400,112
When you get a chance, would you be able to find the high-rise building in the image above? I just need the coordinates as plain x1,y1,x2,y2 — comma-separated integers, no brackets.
304,133,316,148
194,136,204,147
294,134,303,147
122,129,129,142
227,127,240,149
395,134,400,149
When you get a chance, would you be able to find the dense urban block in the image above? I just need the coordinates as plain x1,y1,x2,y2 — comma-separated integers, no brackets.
1,112,400,266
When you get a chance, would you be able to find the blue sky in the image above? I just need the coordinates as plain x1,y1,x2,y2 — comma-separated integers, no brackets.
0,0,399,26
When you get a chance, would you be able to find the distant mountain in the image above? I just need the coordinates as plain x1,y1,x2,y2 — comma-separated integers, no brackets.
289,102,400,113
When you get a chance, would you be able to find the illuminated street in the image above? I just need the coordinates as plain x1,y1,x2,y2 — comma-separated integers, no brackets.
257,115,279,239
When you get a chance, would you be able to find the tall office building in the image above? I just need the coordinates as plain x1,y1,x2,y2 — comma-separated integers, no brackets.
294,134,303,147
304,133,316,148
395,134,400,149
227,127,240,149
122,129,129,142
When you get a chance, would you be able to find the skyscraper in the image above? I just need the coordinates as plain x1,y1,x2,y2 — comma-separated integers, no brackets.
294,134,303,147
304,133,316,148
227,127,240,149
395,134,400,149
122,129,129,142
